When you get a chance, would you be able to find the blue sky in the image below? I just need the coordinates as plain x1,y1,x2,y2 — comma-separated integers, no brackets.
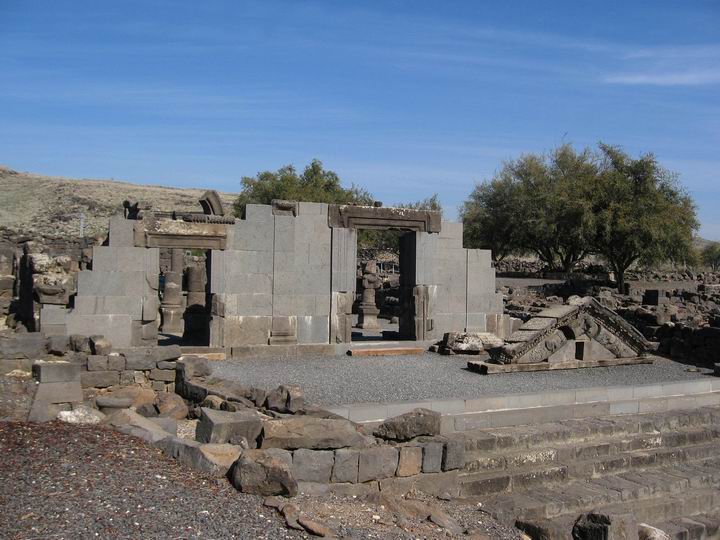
1,1,718,239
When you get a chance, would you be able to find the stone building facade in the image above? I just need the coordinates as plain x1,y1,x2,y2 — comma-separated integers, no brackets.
38,197,507,354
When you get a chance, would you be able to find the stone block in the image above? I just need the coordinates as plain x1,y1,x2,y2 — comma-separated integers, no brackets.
32,361,80,383
0,333,48,359
107,354,125,371
108,215,135,247
244,204,273,222
332,448,359,483
297,316,330,344
157,360,176,370
66,314,133,348
40,305,67,326
196,407,263,447
422,441,443,473
47,335,69,356
81,370,120,388
41,324,67,337
357,446,399,483
149,368,175,382
155,344,182,362
292,449,334,483
34,380,83,404
87,355,109,371
142,295,160,321
119,370,134,385
233,220,274,251
396,446,422,477
223,316,271,346
442,438,465,471
123,349,156,370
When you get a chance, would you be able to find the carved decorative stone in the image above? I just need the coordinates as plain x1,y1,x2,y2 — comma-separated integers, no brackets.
135,214,228,250
328,205,441,232
271,200,298,216
199,190,226,216
356,261,381,330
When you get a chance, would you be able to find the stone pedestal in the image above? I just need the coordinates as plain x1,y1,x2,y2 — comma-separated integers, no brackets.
357,287,380,330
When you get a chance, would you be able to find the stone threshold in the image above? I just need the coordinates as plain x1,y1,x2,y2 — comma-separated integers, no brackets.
325,378,720,433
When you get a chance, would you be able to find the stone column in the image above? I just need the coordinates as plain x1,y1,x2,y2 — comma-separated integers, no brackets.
357,261,381,330
183,264,209,344
160,249,184,333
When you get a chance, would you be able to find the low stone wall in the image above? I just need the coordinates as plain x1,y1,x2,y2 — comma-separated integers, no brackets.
173,358,465,497
656,322,720,365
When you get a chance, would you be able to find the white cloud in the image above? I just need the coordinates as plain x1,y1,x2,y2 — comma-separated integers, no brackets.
604,70,720,86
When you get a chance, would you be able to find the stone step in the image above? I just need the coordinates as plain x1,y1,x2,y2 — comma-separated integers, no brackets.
653,513,720,540
459,408,720,454
459,442,720,498
487,460,720,527
463,425,720,473
348,346,426,356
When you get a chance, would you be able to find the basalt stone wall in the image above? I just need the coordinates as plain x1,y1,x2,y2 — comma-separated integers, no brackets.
656,321,720,365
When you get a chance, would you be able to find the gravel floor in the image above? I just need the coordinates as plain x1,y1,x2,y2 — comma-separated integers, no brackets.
0,422,301,540
212,355,711,406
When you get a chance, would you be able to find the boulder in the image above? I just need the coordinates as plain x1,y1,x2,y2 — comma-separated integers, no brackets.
196,407,262,447
261,417,373,450
373,408,441,441
57,404,106,425
264,385,304,413
231,449,298,497
155,392,188,420
638,523,670,540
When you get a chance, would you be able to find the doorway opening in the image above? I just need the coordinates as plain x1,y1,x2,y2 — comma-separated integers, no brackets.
158,248,211,347
351,229,417,342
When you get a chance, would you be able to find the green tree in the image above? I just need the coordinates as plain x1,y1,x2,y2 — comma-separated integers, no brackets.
461,144,597,270
702,243,720,271
460,176,524,261
233,159,372,217
592,144,699,292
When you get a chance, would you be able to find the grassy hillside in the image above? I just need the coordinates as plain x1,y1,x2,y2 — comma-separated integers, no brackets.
0,166,237,239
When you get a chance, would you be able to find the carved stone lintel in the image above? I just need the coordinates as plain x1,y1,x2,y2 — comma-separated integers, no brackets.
199,190,226,216
272,200,298,217
328,204,441,232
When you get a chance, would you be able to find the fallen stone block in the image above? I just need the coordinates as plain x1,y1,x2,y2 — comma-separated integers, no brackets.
374,408,441,441
34,380,83,404
573,512,638,540
231,449,298,497
69,334,91,353
57,404,106,424
122,349,156,370
28,402,68,423
177,355,212,379
155,344,182,362
32,360,81,383
196,407,262,446
90,336,113,355
261,417,374,450
0,333,48,359
95,396,134,409
292,448,334,483
156,360,176,370
105,408,172,443
149,416,177,435
357,446,399,483
155,392,188,420
47,335,69,356
265,384,304,413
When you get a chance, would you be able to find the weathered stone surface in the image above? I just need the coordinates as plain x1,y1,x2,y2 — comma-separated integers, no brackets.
231,449,298,497
422,441,443,473
57,404,106,424
0,333,48,359
638,523,670,540
155,392,188,419
32,360,80,383
157,360,176,370
154,344,182,362
104,408,172,443
261,417,373,450
69,334,91,353
123,349,156,370
442,438,465,471
177,355,212,379
332,448,359,483
357,446,399,482
81,370,120,388
90,336,112,355
444,331,504,353
87,355,109,371
149,368,176,382
107,354,126,371
201,395,225,409
292,448,334,483
396,446,423,477
374,408,441,442
95,396,133,409
573,512,638,540
196,407,262,446
34,380,83,404
298,517,335,538
265,384,304,414
47,335,69,356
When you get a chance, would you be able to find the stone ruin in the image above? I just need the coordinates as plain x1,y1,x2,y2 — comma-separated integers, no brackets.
17,193,509,353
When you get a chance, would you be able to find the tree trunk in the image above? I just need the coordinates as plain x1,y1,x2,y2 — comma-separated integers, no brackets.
616,269,626,294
